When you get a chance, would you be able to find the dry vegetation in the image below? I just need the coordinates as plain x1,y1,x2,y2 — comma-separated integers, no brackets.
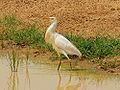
0,0,120,37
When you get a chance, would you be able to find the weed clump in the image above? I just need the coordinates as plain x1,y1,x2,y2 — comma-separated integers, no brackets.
0,16,51,49
66,35,120,59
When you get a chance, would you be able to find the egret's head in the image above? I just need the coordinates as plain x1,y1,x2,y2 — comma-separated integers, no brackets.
49,17,57,23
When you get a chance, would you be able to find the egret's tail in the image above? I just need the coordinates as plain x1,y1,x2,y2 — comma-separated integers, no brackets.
73,46,82,59
78,51,82,59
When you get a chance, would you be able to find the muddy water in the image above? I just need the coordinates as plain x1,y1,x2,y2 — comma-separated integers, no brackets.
0,55,120,90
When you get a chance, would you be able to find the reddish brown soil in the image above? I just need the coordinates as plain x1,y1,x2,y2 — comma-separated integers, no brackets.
0,0,120,37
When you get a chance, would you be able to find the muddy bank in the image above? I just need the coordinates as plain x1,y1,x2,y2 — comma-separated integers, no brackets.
0,45,120,75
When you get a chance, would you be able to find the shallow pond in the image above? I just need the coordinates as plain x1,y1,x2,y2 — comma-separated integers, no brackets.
0,53,120,90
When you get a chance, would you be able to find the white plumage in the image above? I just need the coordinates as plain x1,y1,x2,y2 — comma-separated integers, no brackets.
45,17,82,70
54,33,82,57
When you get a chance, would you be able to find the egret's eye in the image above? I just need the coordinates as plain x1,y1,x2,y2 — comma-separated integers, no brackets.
49,17,55,20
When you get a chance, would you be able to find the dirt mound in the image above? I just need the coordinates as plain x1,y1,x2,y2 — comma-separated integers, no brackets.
0,0,120,37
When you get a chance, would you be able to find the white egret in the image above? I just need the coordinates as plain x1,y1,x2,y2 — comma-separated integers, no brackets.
45,17,82,70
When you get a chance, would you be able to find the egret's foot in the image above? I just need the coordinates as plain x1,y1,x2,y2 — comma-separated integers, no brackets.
57,60,61,70
69,61,72,70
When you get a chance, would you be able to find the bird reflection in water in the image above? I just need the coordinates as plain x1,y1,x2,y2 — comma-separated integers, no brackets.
56,71,81,90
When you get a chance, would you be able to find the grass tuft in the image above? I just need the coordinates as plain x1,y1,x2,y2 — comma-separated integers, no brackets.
0,16,51,50
66,35,120,59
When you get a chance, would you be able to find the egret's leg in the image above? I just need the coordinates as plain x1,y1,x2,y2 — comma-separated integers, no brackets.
57,53,61,70
57,59,61,70
62,51,72,70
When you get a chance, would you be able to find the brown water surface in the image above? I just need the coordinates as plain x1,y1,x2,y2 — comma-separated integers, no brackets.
0,54,120,90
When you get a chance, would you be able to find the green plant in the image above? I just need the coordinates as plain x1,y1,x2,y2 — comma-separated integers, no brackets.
0,15,51,50
66,35,120,59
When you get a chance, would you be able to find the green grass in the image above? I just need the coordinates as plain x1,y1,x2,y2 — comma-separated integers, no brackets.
0,16,51,50
66,35,120,59
0,15,120,60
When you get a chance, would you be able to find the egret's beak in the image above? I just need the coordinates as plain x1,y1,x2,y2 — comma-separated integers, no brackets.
49,18,52,23
43,16,55,21
49,17,52,18
43,17,51,23
43,17,49,20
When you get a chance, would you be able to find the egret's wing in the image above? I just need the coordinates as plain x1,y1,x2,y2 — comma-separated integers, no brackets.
54,33,81,57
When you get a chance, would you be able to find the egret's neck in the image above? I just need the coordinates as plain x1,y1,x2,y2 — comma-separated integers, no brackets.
47,20,57,33
45,20,57,43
